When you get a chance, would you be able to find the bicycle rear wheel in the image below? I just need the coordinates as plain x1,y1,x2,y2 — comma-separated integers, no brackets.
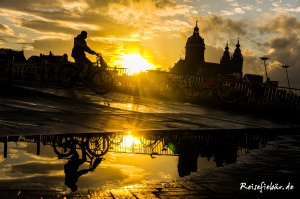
90,70,114,95
52,135,74,157
57,64,77,88
198,88,213,99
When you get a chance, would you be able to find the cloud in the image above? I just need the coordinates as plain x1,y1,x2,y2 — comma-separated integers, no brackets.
0,23,14,35
260,13,300,65
194,14,246,45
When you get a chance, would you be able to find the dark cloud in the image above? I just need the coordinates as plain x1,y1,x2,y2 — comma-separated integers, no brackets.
0,23,7,31
262,12,300,36
200,14,246,36
154,0,177,8
29,38,73,56
11,162,62,174
270,37,292,49
20,18,74,34
0,23,13,35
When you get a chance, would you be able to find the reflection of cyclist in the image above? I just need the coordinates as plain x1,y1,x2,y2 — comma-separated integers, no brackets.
64,142,92,192
71,30,99,79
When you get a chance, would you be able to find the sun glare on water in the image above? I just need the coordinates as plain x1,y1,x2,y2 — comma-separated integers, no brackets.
119,53,156,74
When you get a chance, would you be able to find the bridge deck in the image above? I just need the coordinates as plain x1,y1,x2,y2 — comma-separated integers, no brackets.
1,82,299,137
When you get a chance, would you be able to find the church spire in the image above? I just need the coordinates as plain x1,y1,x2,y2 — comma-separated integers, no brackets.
221,41,230,64
232,38,242,60
193,20,199,34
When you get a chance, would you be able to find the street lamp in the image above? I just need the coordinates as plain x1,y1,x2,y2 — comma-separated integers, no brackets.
281,65,291,90
259,57,269,81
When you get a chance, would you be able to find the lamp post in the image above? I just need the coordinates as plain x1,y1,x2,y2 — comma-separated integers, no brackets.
281,65,291,90
259,57,269,81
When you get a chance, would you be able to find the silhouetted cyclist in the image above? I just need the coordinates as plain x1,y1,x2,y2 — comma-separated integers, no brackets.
71,30,99,79
64,141,92,192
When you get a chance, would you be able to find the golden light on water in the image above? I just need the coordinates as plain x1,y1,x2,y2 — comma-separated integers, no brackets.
117,53,156,74
122,135,141,147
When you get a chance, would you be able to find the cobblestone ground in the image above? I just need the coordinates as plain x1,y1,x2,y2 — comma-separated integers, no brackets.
1,135,299,199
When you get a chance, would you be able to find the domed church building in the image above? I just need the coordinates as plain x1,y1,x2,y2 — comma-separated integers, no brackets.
170,21,243,79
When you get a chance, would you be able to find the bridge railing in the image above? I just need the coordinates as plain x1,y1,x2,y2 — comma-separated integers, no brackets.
4,61,300,111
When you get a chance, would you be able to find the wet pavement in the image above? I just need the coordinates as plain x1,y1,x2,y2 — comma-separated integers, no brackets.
1,82,300,137
1,82,300,198
0,133,299,198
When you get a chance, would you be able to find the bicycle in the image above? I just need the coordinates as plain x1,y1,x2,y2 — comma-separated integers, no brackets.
57,55,114,95
52,134,110,158
165,77,184,101
52,134,109,171
198,75,247,106
246,83,269,109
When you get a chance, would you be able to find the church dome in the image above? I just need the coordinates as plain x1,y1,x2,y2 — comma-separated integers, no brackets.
186,21,205,46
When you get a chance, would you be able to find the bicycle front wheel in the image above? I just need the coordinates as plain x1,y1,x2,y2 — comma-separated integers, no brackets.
86,135,110,157
90,70,114,95
165,82,183,101
57,64,77,88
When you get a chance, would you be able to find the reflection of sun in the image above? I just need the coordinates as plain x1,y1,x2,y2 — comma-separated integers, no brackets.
119,53,156,74
122,135,141,147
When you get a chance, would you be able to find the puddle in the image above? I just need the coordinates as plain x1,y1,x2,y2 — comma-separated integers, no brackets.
0,131,277,194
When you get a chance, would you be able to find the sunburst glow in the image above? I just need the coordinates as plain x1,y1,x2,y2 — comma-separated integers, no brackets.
122,135,141,147
118,53,156,74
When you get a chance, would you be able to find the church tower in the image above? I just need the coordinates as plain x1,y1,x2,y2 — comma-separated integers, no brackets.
220,41,230,65
185,21,205,69
231,38,243,78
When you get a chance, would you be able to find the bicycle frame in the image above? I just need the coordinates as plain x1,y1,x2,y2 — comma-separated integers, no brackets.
198,76,246,104
57,55,114,94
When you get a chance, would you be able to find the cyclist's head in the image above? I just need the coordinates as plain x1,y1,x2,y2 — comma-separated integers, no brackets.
70,184,78,192
81,30,87,39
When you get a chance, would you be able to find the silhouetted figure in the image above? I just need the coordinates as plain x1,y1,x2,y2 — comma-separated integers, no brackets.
71,30,99,79
177,152,198,177
64,142,92,192
214,136,238,167
176,141,199,177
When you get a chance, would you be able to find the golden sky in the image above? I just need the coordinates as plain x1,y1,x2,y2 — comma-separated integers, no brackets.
1,0,300,87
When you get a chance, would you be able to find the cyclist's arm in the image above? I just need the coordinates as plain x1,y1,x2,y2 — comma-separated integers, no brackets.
75,39,97,55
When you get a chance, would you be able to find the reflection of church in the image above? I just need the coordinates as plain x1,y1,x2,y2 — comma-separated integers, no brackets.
170,21,243,78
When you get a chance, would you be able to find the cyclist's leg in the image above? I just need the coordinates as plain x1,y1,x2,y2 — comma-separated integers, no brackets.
83,57,93,77
75,56,88,78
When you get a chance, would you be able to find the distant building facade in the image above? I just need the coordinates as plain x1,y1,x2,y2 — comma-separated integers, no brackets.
0,48,26,63
170,21,243,79
27,51,67,64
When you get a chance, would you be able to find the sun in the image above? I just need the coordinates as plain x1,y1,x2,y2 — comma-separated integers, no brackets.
119,53,156,74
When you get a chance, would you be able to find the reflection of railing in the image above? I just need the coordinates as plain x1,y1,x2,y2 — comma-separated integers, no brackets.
0,131,279,163
108,134,174,156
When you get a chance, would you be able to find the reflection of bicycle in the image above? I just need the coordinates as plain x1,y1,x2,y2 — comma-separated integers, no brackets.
57,55,114,95
52,135,108,170
52,134,110,157
139,134,160,147
198,76,246,106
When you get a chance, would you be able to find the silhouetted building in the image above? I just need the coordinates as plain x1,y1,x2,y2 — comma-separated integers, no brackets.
0,48,26,63
28,51,65,64
170,21,243,78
